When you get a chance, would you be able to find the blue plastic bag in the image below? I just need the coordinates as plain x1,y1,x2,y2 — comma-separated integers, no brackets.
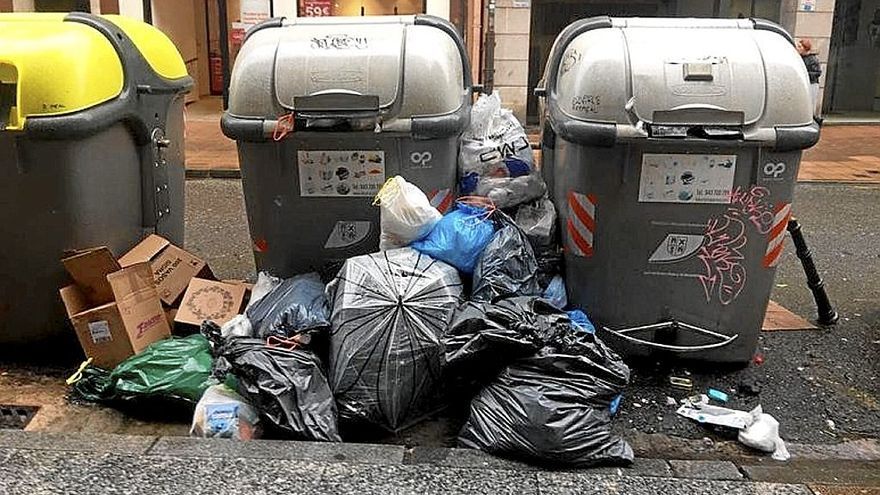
567,309,596,334
543,275,568,309
411,202,495,274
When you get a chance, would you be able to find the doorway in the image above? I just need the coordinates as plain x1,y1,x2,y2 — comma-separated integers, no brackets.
825,0,880,116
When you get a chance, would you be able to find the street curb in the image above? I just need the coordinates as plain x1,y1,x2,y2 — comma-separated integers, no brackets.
186,169,241,179
1,430,879,486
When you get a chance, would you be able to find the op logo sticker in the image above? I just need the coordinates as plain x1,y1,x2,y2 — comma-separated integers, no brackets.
324,221,371,249
763,162,786,179
648,234,705,263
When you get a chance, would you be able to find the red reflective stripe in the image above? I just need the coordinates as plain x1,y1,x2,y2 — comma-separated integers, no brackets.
438,192,454,213
567,219,594,257
767,213,789,241
568,193,595,233
763,241,784,268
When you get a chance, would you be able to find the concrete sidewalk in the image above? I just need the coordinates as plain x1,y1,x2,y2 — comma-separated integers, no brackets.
0,430,877,494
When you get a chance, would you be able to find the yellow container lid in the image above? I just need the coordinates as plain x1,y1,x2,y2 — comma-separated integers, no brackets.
0,13,189,131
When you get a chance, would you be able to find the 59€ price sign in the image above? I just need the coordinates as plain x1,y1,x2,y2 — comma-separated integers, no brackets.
302,0,332,16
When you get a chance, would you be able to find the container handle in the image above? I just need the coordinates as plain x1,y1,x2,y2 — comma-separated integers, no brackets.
600,320,738,352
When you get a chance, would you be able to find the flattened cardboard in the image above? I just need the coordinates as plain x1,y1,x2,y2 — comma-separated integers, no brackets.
61,247,121,306
119,235,213,305
107,262,172,353
175,278,246,327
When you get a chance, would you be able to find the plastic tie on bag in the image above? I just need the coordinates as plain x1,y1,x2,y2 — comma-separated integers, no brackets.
373,176,400,206
455,196,496,222
66,358,94,385
272,113,295,142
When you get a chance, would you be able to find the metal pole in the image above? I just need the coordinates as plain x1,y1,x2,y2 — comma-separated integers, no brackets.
482,0,496,94
217,0,231,110
787,217,839,326
142,0,152,23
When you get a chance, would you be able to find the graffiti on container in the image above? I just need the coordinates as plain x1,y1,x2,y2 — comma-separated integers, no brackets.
728,185,774,234
697,209,748,305
311,34,368,50
571,95,601,113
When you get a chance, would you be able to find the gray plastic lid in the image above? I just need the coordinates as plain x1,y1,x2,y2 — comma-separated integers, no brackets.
226,15,470,125
541,17,816,147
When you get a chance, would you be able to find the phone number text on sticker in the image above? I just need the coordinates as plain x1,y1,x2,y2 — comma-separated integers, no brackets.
638,153,737,204
298,150,386,197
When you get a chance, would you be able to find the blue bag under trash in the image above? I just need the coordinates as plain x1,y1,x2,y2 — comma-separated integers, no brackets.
411,203,495,274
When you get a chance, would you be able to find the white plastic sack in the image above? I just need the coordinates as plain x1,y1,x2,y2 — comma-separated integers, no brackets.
220,314,253,339
738,413,790,461
190,384,261,440
247,272,282,311
375,176,442,250
459,93,545,209
515,198,557,247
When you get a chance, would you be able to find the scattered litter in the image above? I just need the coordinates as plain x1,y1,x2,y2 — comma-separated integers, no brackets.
753,353,765,366
191,384,261,440
374,175,442,250
707,388,729,403
666,396,677,406
797,366,805,372
775,284,788,288
737,378,762,396
825,419,836,430
738,412,790,461
676,395,758,429
669,376,693,391
633,403,643,408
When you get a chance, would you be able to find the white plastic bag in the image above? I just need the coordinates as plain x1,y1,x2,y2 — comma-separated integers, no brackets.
190,384,261,440
738,413,790,461
515,198,557,247
459,92,545,209
247,272,282,310
375,176,442,250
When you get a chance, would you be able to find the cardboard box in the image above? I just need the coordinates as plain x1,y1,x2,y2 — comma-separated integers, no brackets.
118,235,213,305
175,278,247,327
60,261,171,369
61,247,120,306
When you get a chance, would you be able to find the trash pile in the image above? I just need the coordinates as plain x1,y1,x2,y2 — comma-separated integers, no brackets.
57,92,784,467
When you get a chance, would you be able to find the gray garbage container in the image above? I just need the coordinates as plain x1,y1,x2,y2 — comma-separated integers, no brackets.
222,15,472,276
538,17,820,363
0,13,191,352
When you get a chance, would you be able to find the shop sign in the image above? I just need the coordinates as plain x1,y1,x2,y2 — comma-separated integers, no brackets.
303,0,332,16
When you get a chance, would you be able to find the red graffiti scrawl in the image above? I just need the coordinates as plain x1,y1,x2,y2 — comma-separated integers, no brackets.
698,210,748,305
729,186,774,234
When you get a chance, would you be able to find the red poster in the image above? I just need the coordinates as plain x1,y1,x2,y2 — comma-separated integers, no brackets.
302,0,332,16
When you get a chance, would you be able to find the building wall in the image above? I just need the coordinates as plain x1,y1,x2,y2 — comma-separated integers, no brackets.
783,0,836,113
492,0,531,122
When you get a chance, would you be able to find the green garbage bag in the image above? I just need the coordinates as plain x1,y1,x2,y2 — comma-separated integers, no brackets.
68,335,215,405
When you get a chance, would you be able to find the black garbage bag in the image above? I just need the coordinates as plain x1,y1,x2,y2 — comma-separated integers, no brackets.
214,335,340,442
327,247,463,431
471,215,542,302
246,272,330,341
443,297,569,385
459,329,633,468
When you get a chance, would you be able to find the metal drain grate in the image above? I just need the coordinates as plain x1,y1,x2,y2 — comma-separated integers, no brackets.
0,405,39,430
